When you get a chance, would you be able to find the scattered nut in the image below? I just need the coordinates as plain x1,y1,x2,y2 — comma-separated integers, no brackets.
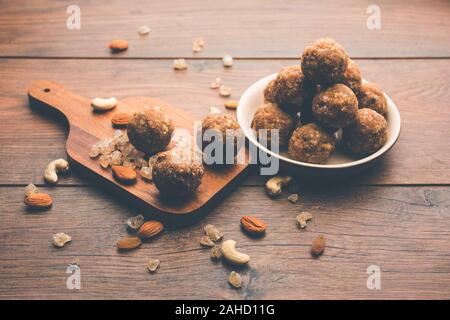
209,107,221,114
138,25,151,35
192,38,205,53
147,259,160,273
288,193,299,204
173,59,188,70
221,240,249,265
52,232,71,248
219,85,231,97
204,224,224,242
311,235,326,257
140,166,153,181
224,100,238,109
228,271,243,288
138,221,164,239
240,216,267,235
210,246,222,260
210,78,221,89
109,39,128,52
222,54,233,67
44,159,69,184
297,212,313,229
112,165,137,184
266,175,292,197
200,236,215,247
116,236,142,250
24,183,38,197
91,97,118,111
126,214,145,230
111,113,131,127
24,193,53,209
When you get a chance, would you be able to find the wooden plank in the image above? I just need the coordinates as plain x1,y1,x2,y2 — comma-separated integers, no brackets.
1,58,449,185
0,0,449,58
0,185,449,299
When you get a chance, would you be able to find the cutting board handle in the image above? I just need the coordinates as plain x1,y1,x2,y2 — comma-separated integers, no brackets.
28,80,90,128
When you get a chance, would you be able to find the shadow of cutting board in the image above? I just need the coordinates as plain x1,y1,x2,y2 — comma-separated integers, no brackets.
28,80,249,223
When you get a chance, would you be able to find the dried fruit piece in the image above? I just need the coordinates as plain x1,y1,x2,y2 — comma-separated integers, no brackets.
210,77,221,89
109,39,128,52
210,246,222,260
138,25,151,35
219,85,231,97
89,145,101,158
140,166,153,181
138,221,164,239
111,113,131,127
297,212,312,229
200,236,214,247
112,165,137,184
52,232,71,248
44,159,69,184
288,193,299,203
311,235,326,257
228,271,243,288
147,259,160,273
24,183,38,197
173,59,188,70
224,100,238,109
117,236,142,250
192,38,205,53
24,193,53,209
126,214,145,230
240,216,267,234
204,224,223,242
99,154,111,168
222,54,233,67
91,97,117,111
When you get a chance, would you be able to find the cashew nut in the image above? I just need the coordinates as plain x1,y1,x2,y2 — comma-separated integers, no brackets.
265,175,292,197
220,240,249,265
90,97,117,111
209,107,221,114
44,159,69,184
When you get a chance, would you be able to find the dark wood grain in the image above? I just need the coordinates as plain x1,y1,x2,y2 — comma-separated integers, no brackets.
1,59,449,185
1,185,449,299
1,0,449,58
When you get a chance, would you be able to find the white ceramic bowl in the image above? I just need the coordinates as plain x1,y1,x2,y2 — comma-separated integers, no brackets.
237,73,401,177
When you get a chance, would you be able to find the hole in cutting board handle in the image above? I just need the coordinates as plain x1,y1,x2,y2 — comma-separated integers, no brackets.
43,88,50,92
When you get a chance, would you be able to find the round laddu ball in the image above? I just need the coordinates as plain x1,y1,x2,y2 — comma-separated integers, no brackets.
338,58,362,94
312,83,358,128
251,103,295,148
358,82,387,117
127,106,174,154
201,113,243,162
343,108,388,156
301,38,349,85
263,65,313,114
152,149,204,196
288,123,336,164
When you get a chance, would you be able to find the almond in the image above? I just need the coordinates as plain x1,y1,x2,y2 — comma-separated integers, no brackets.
111,113,131,127
109,39,128,52
116,236,142,250
138,221,164,239
112,165,137,184
240,216,267,234
311,235,326,257
24,193,53,208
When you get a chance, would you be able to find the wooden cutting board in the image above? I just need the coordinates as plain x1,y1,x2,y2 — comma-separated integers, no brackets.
28,80,249,223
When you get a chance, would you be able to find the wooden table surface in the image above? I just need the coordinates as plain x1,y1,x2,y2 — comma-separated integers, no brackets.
1,0,449,300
